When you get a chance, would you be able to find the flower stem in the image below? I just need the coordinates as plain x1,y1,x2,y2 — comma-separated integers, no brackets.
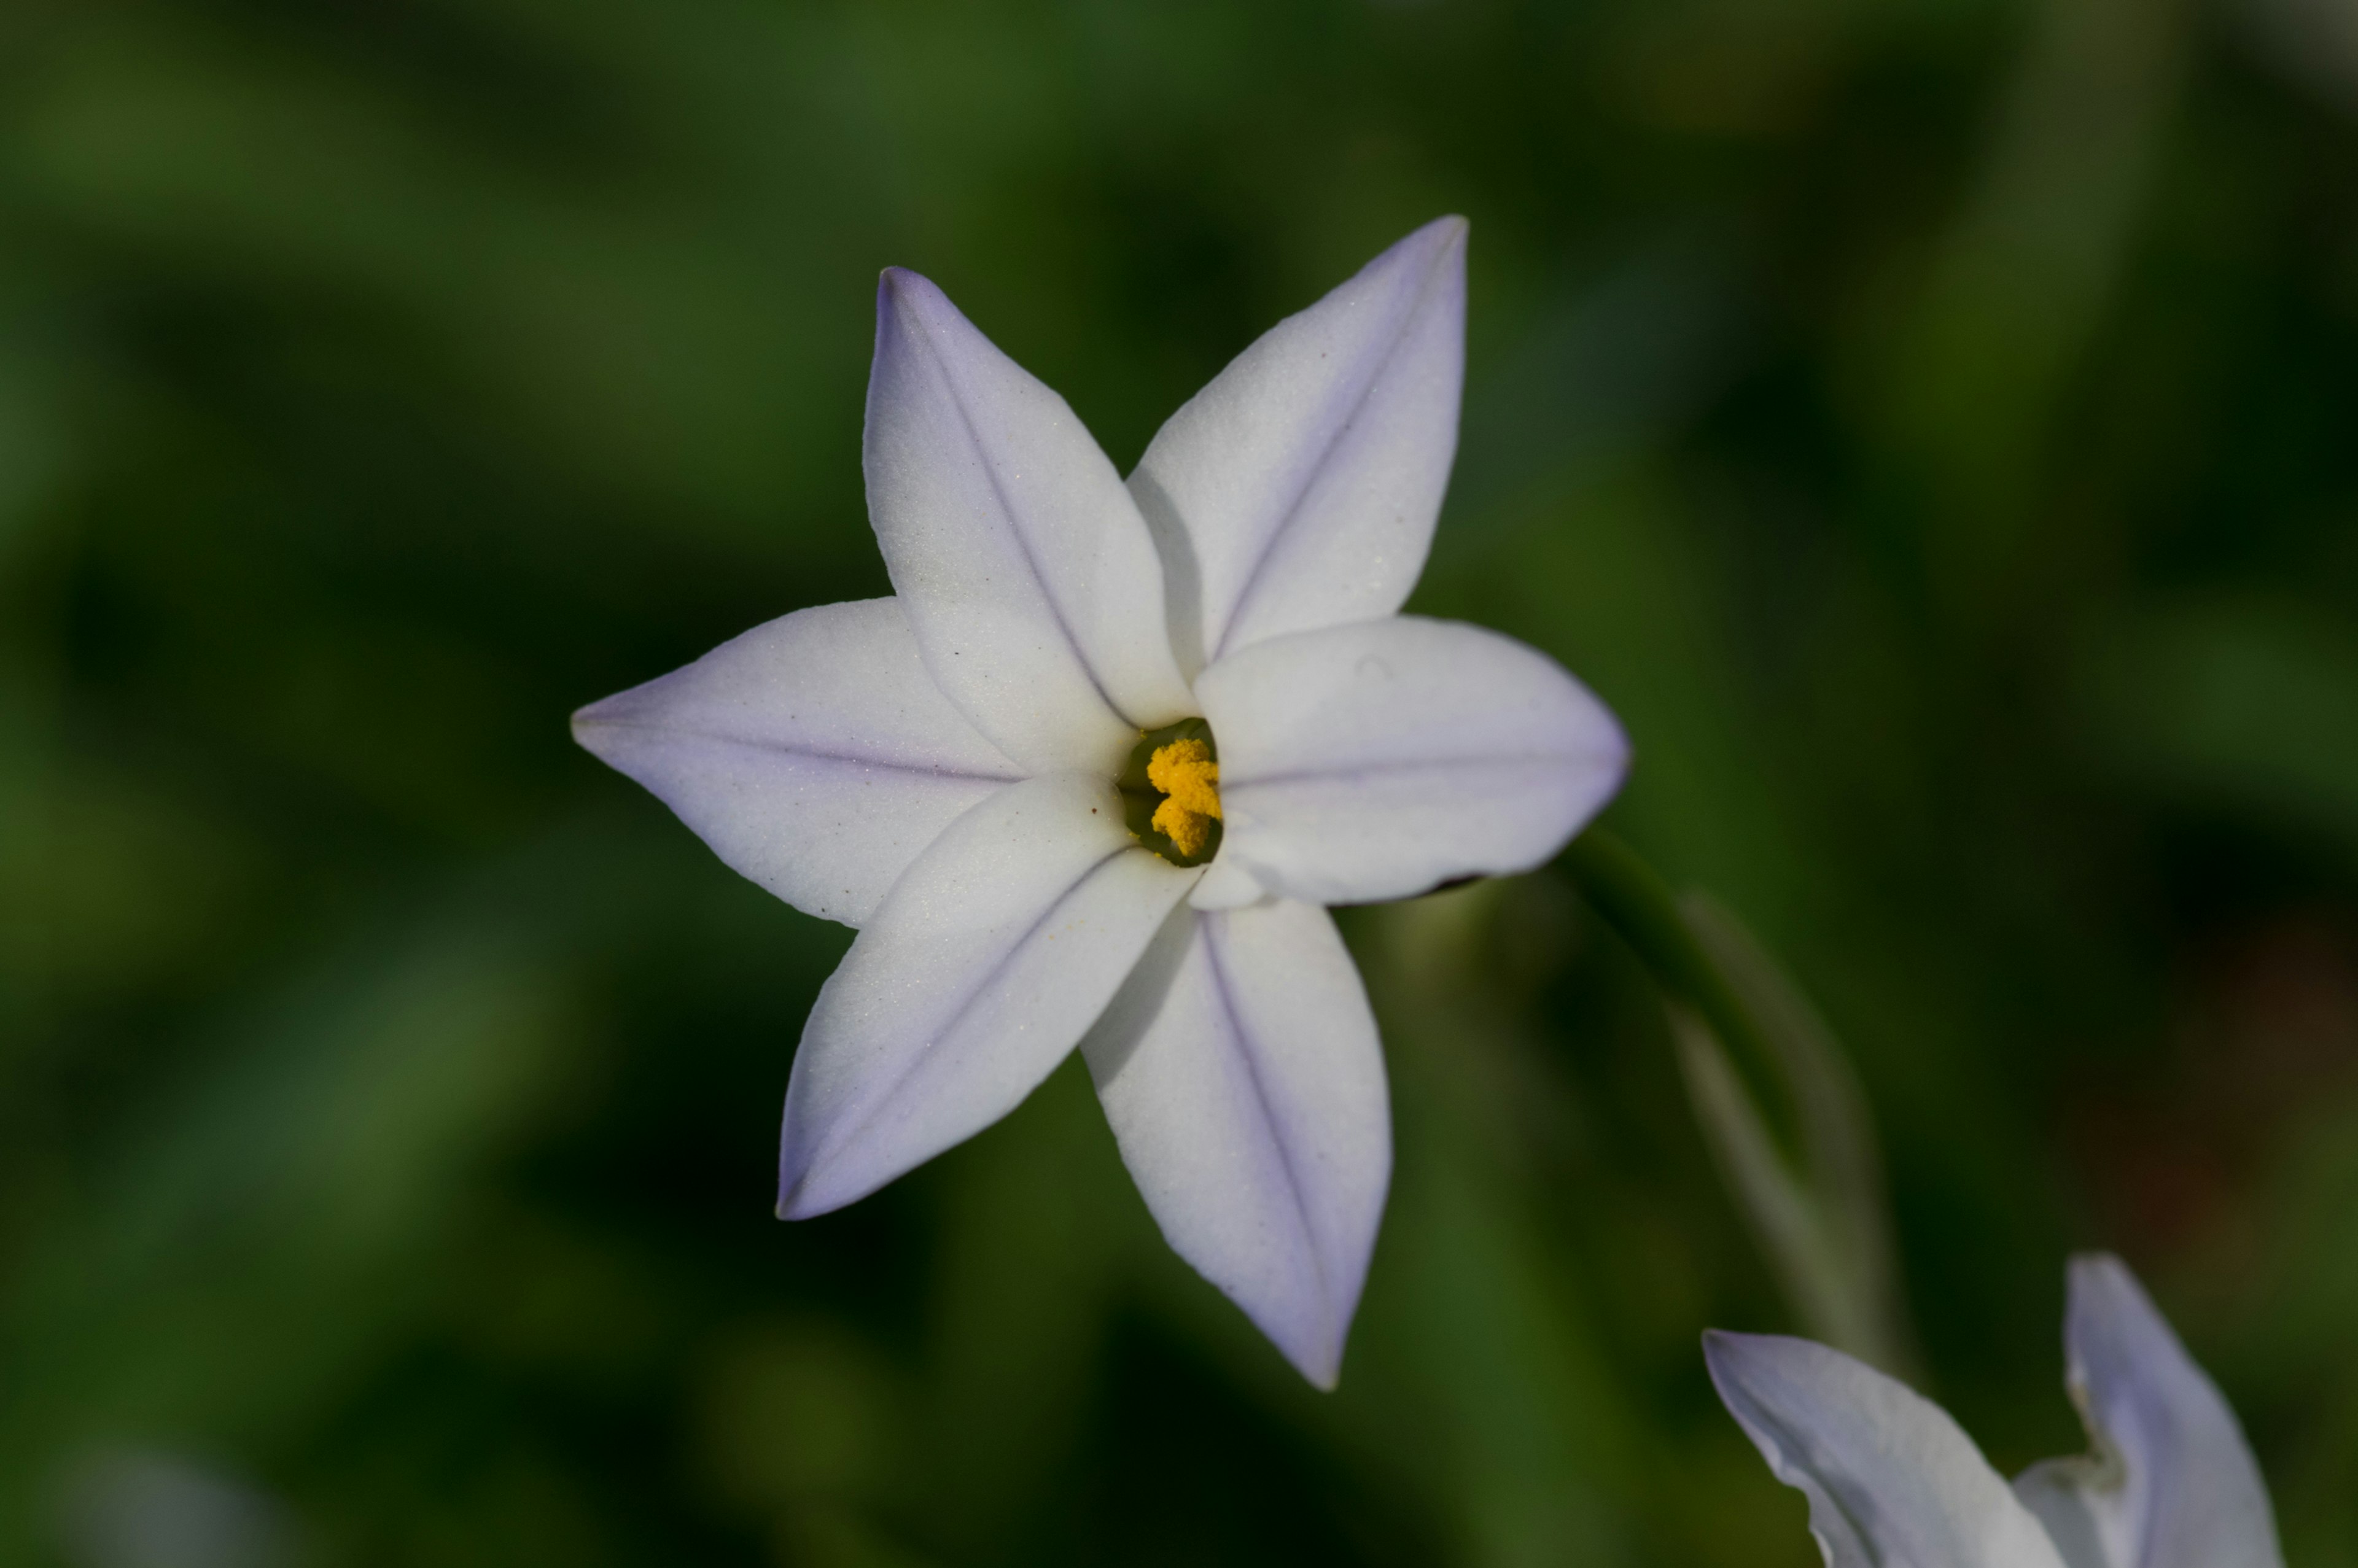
1560,828,1803,1160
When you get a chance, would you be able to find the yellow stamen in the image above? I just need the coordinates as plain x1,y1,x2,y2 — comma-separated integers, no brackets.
1151,796,1212,858
1146,738,1220,857
1147,739,1221,817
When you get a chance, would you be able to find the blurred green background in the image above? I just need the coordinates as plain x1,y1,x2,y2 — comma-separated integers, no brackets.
6,0,2358,1562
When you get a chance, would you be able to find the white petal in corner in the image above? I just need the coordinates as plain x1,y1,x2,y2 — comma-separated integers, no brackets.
1705,1332,2072,1568
778,772,1199,1218
1081,899,1388,1388
572,599,1024,928
2012,1256,2284,1568
865,270,1197,775
1128,217,1468,675
1197,617,1628,906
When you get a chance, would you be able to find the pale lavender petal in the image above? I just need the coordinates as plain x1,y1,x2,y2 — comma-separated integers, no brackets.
1705,1332,2071,1568
1129,217,1467,673
1194,616,1628,906
778,772,1199,1217
865,270,1196,774
2012,1256,2283,1568
1081,899,1388,1388
572,597,1023,927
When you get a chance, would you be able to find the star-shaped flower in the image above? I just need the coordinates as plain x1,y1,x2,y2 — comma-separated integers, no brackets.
1705,1254,2284,1568
574,219,1630,1386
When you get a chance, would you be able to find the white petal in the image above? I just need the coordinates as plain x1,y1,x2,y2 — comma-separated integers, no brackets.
777,772,1198,1217
1129,217,1468,673
1704,1332,2072,1568
2012,1256,2283,1568
572,598,1024,927
1195,616,1628,906
864,269,1196,774
1186,859,1267,912
1081,900,1388,1388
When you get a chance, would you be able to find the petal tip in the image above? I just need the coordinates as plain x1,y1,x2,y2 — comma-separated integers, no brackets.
1701,1327,1755,1372
1702,1329,1810,1396
1597,727,1635,796
774,1169,841,1222
2067,1249,2132,1290
776,1138,841,1221
1280,1327,1346,1391
1403,214,1469,273
776,1130,868,1219
876,265,952,325
569,696,626,758
2064,1251,2163,1342
1353,215,1466,305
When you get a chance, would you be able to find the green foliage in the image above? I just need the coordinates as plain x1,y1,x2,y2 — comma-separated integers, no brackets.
6,0,2358,1562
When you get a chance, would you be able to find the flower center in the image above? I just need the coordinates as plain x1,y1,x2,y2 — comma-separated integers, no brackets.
1148,739,1221,855
1119,718,1223,867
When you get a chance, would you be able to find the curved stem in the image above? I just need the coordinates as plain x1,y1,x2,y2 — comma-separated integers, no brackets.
1561,828,1802,1161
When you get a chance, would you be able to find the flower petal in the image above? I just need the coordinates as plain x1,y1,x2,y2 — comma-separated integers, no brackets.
1127,218,1467,674
865,269,1197,774
2012,1255,2284,1568
572,598,1024,927
1705,1332,2072,1568
1186,858,1267,912
777,771,1199,1218
1194,616,1628,906
1080,899,1387,1388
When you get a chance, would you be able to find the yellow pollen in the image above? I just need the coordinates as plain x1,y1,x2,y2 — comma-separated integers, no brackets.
1146,738,1221,858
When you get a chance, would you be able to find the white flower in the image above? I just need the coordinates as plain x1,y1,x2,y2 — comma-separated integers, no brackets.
573,219,1630,1386
1705,1254,2284,1568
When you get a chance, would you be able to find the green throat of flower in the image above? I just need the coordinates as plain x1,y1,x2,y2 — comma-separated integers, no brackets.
1119,718,1223,867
